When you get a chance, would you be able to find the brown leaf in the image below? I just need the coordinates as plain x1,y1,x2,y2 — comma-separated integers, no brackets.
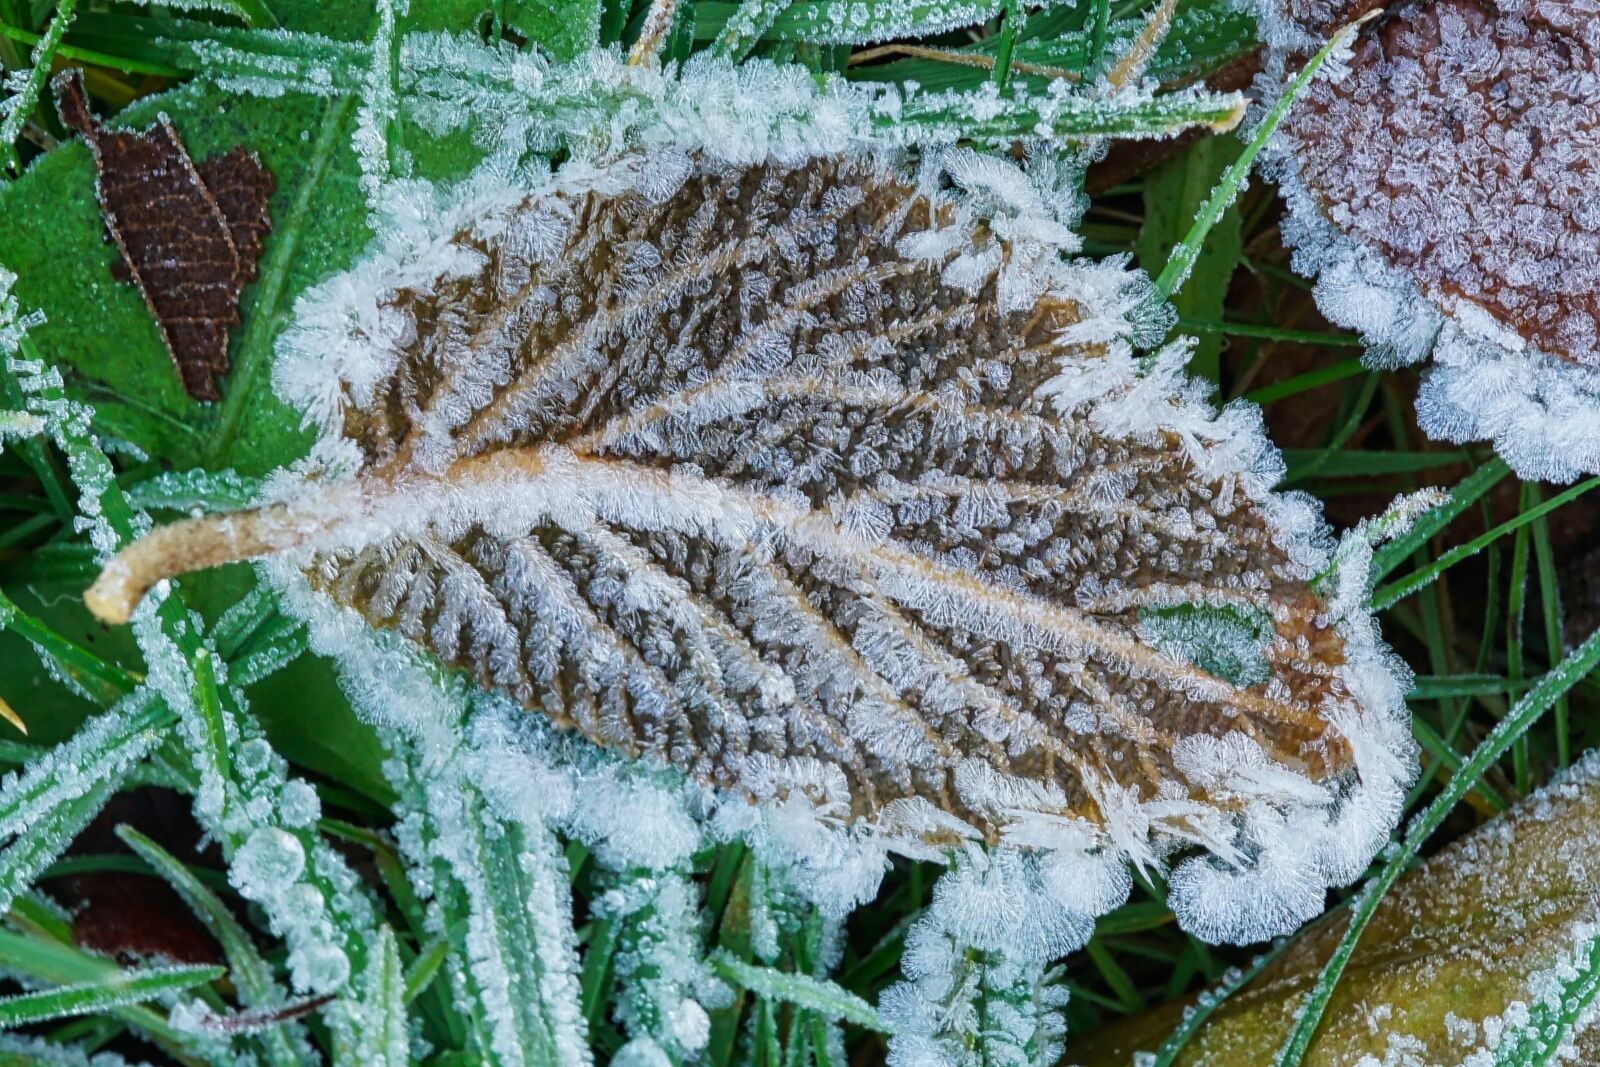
83,149,1411,936
1281,0,1600,369
53,69,274,402
1071,753,1600,1065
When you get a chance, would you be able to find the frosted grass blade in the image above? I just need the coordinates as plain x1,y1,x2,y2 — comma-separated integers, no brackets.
0,964,223,1029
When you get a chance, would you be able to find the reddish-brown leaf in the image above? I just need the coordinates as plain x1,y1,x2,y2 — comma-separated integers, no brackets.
52,69,274,402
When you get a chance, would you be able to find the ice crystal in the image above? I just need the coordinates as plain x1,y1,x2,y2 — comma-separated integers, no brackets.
1266,0,1600,481
86,117,1414,948
881,857,1072,1067
0,1034,149,1067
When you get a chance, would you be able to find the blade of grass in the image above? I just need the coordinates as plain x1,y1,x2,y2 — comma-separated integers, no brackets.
1280,373,1378,485
1507,482,1534,795
1369,458,1511,583
0,17,186,76
116,825,308,1067
1273,625,1600,1065
1153,14,1370,298
0,0,78,176
0,964,224,1029
709,0,795,60
1144,939,1288,1067
1529,484,1569,768
1372,476,1600,612
0,587,141,704
402,935,450,1007
1178,319,1363,347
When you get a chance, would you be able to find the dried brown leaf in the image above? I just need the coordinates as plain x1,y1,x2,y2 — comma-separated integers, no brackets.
1282,0,1600,368
84,149,1410,935
1073,752,1600,1065
53,69,274,402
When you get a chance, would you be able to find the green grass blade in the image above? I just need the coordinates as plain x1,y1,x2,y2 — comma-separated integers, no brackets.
1182,318,1362,347
709,0,796,59
0,931,204,1063
888,84,1245,144
1282,449,1464,479
116,826,308,1067
1273,626,1600,1066
1145,939,1288,1067
402,936,450,1007
1153,16,1363,297
0,0,78,176
711,950,890,1033
1372,476,1600,612
1529,485,1569,768
694,0,1004,45
1486,930,1600,1065
337,926,407,1067
0,777,119,918
0,587,140,705
125,469,263,513
1140,136,1243,386
1368,457,1511,583
1240,359,1367,405
0,964,223,1030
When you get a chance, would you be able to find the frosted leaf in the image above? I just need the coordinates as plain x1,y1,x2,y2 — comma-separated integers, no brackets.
1266,0,1600,480
86,141,1411,944
1075,751,1600,1066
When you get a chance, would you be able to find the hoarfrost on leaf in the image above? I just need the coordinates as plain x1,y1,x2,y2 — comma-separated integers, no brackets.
1073,750,1600,1066
1265,0,1600,481
85,45,1412,950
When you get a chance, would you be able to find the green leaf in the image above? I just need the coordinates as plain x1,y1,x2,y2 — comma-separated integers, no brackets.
1136,601,1274,687
0,964,223,1030
0,0,504,476
710,950,891,1033
502,0,602,59
1139,134,1243,386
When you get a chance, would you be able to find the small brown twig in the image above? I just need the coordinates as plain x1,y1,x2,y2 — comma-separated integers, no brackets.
847,42,1081,82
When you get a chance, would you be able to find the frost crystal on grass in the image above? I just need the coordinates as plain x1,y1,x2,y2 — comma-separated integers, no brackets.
1267,0,1600,481
87,52,1411,950
881,861,1072,1067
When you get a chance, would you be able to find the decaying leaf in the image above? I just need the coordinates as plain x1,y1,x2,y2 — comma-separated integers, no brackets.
53,69,274,403
1269,0,1600,480
1072,750,1600,1066
84,144,1412,943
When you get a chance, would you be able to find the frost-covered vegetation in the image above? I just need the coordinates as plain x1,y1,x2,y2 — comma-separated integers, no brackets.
0,1,1598,1066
